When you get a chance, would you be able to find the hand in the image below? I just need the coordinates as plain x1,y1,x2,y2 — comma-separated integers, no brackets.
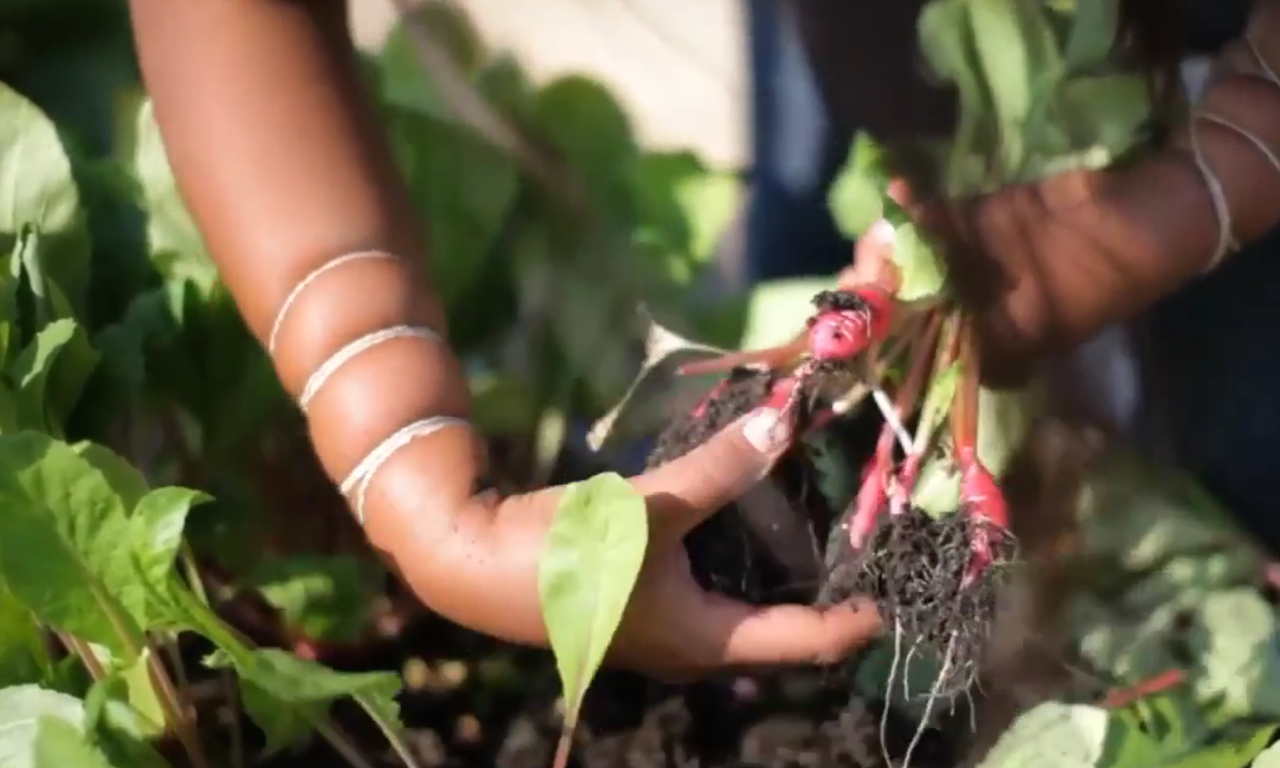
837,178,1043,386
370,404,883,682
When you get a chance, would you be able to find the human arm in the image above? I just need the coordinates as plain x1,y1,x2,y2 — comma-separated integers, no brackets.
126,0,880,677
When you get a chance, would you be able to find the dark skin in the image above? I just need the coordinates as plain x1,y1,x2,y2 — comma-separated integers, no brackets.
127,0,881,681
838,0,1280,385
128,0,1280,678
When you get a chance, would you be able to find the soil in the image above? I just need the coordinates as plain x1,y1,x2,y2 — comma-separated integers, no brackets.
208,611,962,768
645,366,842,604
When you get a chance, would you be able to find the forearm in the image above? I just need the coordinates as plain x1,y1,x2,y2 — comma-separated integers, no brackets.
953,0,1280,364
128,0,486,568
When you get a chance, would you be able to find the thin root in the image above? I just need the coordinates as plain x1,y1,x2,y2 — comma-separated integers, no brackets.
901,635,957,768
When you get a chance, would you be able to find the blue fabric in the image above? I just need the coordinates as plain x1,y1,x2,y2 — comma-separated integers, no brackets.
739,0,853,286
1144,228,1280,550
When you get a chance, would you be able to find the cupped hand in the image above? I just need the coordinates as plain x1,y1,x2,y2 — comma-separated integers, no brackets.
372,401,883,682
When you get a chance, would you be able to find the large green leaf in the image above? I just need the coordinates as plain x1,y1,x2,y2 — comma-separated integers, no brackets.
388,111,518,313
1189,589,1280,720
539,473,648,734
123,99,216,290
975,701,1160,768
0,84,90,314
533,75,639,220
0,685,122,768
1255,740,1280,768
967,0,1033,173
378,0,488,122
0,432,146,657
1063,0,1119,71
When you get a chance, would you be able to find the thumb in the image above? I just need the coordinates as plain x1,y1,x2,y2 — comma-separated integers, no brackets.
634,405,795,530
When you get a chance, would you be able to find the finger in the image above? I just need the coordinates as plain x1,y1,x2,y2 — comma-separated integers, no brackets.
633,405,795,529
694,592,883,668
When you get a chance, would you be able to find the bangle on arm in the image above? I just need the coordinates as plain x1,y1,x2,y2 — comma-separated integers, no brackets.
1188,1,1280,273
266,248,471,525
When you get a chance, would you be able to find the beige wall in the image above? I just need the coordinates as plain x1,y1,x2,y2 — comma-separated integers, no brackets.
349,0,748,168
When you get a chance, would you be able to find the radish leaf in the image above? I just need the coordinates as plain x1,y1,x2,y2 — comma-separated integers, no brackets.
539,472,648,765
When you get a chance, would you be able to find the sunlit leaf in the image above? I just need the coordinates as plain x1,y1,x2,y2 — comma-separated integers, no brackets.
0,84,91,313
539,473,648,745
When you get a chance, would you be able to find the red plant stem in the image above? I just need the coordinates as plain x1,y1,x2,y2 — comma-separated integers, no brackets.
676,334,807,377
952,313,980,457
1099,669,1188,709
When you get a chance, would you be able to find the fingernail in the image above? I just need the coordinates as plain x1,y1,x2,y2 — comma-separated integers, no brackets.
742,408,792,454
866,218,896,247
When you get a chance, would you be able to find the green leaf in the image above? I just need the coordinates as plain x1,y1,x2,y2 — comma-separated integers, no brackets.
918,0,993,193
130,487,208,591
150,579,405,756
911,455,961,517
967,0,1034,173
206,648,402,756
828,133,890,238
1255,739,1280,768
1058,74,1152,161
0,685,99,768
124,99,216,290
71,443,149,510
1162,723,1276,768
739,277,834,351
0,84,91,314
918,362,960,444
975,701,1159,768
539,472,648,729
673,170,739,266
386,111,517,317
1189,589,1280,720
31,716,120,768
378,0,488,122
0,581,53,687
976,386,1038,477
1064,0,1119,71
890,221,948,302
249,555,380,644
533,75,639,219
8,318,80,432
0,432,147,657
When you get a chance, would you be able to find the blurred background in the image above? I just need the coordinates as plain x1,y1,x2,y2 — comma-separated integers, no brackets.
348,0,750,168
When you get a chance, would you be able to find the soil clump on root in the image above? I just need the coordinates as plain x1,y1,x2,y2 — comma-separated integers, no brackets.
646,367,851,605
820,506,1018,696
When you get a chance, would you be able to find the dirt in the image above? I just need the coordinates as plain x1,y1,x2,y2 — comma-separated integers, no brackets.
240,614,962,768
645,366,841,604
